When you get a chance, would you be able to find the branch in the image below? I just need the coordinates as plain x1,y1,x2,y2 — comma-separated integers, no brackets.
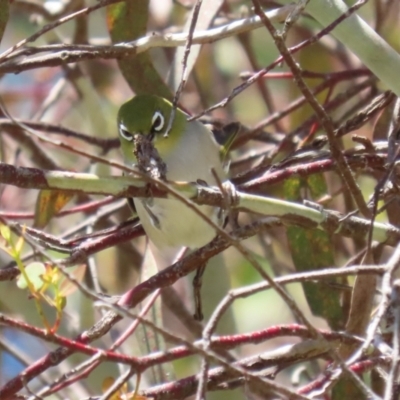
2,163,400,248
0,5,295,74
277,0,400,97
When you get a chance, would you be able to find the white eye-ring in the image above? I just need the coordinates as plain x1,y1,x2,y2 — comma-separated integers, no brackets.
151,111,165,132
119,123,133,141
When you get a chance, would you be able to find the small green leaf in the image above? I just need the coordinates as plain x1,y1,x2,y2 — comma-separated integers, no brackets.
307,172,328,200
0,223,11,242
17,262,46,291
55,295,67,311
34,189,73,228
15,233,25,255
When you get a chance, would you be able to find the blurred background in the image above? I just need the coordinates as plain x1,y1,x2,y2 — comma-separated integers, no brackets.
1,1,400,399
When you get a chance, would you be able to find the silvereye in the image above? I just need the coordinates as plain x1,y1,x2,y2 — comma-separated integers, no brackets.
117,94,234,258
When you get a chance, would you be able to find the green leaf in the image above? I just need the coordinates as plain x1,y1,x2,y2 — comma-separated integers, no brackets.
0,0,9,44
34,189,73,228
0,223,11,243
55,295,67,311
285,176,344,330
307,172,329,200
17,262,46,291
107,2,171,98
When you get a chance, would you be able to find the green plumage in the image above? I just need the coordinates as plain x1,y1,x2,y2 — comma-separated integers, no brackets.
118,94,235,257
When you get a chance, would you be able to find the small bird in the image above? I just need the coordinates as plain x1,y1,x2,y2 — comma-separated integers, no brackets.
117,94,235,265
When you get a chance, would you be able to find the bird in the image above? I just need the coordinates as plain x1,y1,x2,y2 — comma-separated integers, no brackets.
117,94,236,266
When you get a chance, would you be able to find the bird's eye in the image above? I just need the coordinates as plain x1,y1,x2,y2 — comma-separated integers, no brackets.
119,123,133,141
151,111,165,132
